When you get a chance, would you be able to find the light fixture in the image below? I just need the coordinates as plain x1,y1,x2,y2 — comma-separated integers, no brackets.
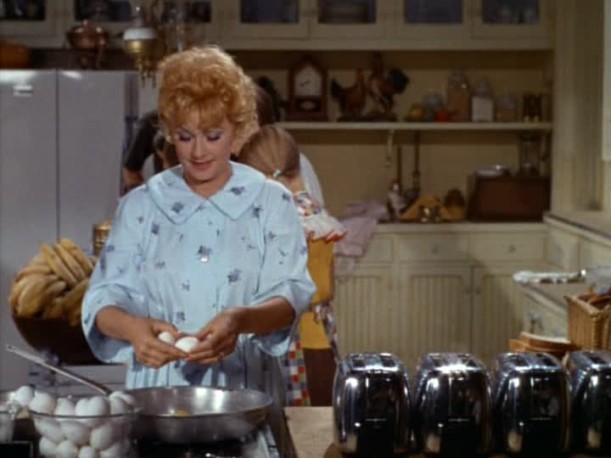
122,2,166,85
123,0,193,86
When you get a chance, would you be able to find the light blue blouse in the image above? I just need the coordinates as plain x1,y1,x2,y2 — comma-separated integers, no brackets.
82,162,315,389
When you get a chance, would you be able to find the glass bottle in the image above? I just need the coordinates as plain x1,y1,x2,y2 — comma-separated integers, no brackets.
446,70,470,122
471,78,494,122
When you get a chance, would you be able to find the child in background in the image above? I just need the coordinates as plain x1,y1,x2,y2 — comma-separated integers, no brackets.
152,129,178,170
238,124,346,406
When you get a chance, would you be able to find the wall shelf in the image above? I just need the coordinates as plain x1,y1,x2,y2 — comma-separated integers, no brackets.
278,122,553,132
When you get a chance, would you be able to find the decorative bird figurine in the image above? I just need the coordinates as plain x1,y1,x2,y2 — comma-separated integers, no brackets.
330,68,367,121
366,53,410,121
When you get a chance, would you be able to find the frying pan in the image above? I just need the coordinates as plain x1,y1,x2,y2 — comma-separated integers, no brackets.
6,344,272,443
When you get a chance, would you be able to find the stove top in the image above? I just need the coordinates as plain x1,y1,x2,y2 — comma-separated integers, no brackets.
136,425,280,458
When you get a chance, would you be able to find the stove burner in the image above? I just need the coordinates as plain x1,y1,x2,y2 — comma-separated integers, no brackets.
137,426,279,458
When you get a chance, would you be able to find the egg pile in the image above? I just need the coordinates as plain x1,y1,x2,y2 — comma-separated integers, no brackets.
13,385,137,458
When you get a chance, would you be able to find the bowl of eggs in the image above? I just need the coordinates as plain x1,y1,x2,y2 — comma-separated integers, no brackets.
24,388,138,457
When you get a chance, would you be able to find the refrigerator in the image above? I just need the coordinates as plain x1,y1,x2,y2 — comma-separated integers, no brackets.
0,70,139,390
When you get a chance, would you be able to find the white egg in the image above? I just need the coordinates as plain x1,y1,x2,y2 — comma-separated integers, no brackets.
39,436,58,457
55,439,79,458
174,335,199,353
54,397,76,416
29,392,57,414
90,420,116,451
74,398,90,416
108,396,129,415
86,396,110,417
78,445,100,458
109,391,135,407
157,330,176,345
99,439,129,458
13,384,35,408
61,420,90,446
35,418,64,444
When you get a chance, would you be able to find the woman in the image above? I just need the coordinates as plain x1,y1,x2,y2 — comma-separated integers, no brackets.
81,46,315,390
238,124,345,406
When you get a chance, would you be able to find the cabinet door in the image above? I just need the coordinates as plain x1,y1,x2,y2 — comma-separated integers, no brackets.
309,0,388,40
224,0,308,39
0,0,64,47
471,0,552,41
0,70,59,389
471,264,532,366
71,1,220,48
391,0,471,45
547,227,579,271
395,265,472,372
57,71,135,250
579,238,611,270
333,265,394,358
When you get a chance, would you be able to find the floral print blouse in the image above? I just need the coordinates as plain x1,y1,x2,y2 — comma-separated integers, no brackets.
82,162,315,390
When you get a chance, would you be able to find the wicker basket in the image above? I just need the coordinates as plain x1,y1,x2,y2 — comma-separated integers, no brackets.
564,294,611,349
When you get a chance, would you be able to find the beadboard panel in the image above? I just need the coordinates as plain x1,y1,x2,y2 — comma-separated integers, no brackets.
395,265,472,372
333,265,393,358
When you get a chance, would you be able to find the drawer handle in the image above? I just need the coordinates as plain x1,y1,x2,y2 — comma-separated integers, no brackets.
508,244,517,253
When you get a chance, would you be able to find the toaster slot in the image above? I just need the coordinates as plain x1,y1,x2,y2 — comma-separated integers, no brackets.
439,419,478,457
521,418,562,457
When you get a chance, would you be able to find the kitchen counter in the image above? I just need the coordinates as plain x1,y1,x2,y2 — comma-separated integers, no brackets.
284,407,593,458
546,210,611,242
519,281,588,311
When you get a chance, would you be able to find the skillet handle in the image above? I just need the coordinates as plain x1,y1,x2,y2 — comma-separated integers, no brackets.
5,344,112,396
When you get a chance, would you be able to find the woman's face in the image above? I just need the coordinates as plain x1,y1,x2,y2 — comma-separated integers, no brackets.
172,112,236,198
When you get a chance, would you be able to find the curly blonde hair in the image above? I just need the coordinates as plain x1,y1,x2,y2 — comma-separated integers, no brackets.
158,46,259,153
238,125,302,192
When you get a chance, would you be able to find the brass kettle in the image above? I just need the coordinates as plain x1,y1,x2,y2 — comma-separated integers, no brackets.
66,20,109,69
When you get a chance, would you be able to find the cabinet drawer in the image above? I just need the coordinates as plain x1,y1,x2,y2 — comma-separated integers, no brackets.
358,235,394,263
471,234,545,262
396,235,469,262
547,229,579,271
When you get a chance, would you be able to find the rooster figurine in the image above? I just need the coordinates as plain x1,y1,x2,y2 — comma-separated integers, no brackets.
366,53,410,121
330,68,367,121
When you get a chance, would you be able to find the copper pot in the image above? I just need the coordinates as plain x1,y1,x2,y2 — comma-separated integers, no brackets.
66,20,109,69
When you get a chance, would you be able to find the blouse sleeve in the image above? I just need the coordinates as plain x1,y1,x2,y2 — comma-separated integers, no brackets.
249,183,315,356
81,189,149,364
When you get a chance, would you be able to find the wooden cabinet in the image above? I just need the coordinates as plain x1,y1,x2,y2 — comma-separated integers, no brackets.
393,0,552,49
332,224,547,372
395,264,473,370
0,0,65,47
2,0,553,50
471,263,535,366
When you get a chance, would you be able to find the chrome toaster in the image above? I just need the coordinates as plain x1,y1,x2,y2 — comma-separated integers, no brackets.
412,352,492,456
332,352,411,455
492,352,570,456
567,350,611,454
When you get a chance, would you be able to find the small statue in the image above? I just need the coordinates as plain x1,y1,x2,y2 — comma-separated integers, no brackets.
330,68,367,121
366,53,410,121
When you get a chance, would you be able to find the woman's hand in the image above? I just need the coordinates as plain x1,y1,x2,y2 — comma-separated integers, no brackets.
123,316,187,368
96,306,187,368
187,309,243,365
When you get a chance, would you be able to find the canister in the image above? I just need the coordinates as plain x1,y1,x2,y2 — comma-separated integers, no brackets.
92,220,112,256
